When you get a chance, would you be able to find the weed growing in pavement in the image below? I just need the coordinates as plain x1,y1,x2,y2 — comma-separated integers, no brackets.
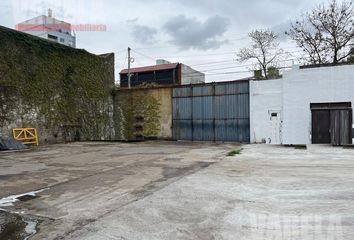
227,149,242,156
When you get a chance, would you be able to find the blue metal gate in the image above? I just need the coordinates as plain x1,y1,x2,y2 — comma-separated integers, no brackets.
172,81,250,142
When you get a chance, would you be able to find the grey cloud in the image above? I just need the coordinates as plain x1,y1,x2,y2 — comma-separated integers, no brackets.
163,15,229,50
132,24,158,44
125,18,158,44
150,0,323,32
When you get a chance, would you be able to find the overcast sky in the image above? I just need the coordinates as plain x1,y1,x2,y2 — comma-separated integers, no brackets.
1,0,325,82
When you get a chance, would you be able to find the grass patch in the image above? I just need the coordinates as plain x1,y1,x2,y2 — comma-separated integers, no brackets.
227,149,242,156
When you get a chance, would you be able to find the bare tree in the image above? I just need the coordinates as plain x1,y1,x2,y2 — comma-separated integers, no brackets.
237,30,284,79
287,0,354,64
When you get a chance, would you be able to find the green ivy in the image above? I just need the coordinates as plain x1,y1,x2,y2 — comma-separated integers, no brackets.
0,26,114,140
114,89,162,141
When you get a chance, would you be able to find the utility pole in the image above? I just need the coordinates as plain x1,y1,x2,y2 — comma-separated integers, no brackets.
128,47,131,88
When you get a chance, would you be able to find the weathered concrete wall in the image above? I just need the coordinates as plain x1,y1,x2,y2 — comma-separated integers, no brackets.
0,26,114,143
113,87,172,141
250,79,282,144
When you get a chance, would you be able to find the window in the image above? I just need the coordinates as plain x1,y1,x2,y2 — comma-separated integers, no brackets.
47,34,58,41
60,38,65,43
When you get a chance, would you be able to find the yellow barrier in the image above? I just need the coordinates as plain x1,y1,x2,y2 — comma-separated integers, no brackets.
12,128,39,146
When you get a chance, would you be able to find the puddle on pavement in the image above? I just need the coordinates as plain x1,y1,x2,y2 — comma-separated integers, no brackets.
0,188,48,239
0,210,39,240
23,218,37,240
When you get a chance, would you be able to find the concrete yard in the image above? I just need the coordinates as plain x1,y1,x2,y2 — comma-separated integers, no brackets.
0,142,353,239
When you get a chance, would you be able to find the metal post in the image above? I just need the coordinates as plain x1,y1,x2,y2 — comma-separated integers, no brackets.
128,47,131,88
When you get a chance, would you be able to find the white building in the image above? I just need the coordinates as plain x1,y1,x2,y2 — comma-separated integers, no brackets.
250,64,354,145
16,9,76,47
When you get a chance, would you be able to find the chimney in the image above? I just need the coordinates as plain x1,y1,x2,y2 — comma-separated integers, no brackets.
48,8,53,18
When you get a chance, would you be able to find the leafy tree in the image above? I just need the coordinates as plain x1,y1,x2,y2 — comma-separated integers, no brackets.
237,30,284,79
287,0,354,64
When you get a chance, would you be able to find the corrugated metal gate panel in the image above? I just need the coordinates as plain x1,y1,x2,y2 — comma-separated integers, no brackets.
193,96,214,119
172,87,190,97
173,120,192,140
192,120,214,141
172,81,250,142
173,97,191,119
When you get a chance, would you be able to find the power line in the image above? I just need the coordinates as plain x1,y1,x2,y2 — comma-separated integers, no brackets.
180,60,301,78
187,59,300,74
189,56,294,69
197,64,256,72
180,66,293,78
129,48,237,69
118,43,336,83
131,49,156,61
128,48,306,64
190,61,244,69
118,43,311,68
120,47,308,76
126,46,299,61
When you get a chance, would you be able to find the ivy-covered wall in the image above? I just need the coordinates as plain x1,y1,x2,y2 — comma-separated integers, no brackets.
113,87,172,141
0,26,115,143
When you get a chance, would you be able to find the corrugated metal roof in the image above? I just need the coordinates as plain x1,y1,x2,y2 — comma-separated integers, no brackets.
120,63,179,74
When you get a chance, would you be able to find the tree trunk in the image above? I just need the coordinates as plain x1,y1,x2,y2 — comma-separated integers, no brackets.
333,49,338,64
262,65,267,79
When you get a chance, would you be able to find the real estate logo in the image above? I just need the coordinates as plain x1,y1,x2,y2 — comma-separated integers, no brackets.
245,213,343,240
11,0,107,32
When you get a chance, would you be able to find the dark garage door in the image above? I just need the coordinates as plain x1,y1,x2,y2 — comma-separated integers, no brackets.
311,102,353,145
312,110,331,144
172,81,250,142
